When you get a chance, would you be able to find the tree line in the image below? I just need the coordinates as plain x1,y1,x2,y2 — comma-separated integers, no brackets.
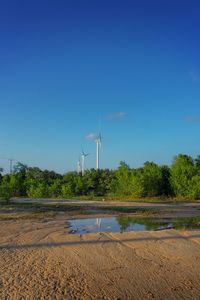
1,154,200,201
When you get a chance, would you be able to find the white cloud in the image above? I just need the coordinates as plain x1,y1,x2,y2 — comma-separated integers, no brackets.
106,112,127,120
86,133,98,140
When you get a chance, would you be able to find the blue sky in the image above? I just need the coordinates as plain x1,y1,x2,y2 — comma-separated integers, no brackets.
0,0,200,173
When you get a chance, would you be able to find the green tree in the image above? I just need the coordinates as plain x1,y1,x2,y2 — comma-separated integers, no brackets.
170,154,197,197
98,169,116,196
160,165,172,196
142,162,163,197
13,162,27,174
0,168,3,185
27,179,49,198
49,179,62,198
61,184,73,197
62,172,79,196
115,162,132,195
6,162,28,197
83,169,101,196
188,175,200,199
195,155,200,169
0,177,12,204
131,169,145,197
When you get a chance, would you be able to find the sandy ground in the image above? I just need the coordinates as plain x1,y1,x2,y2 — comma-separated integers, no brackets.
1,217,200,300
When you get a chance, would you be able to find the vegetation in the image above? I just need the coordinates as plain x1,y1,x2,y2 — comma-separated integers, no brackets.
116,215,200,231
1,154,200,201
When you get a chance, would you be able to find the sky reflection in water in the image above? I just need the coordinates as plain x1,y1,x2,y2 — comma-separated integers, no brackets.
68,216,174,234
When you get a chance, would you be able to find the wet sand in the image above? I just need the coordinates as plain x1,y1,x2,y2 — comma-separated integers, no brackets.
1,217,200,299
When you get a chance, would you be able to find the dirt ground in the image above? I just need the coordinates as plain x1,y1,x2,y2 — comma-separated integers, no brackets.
1,216,200,300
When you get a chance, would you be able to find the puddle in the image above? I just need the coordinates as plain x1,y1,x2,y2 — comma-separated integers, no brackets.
68,216,200,234
68,216,173,234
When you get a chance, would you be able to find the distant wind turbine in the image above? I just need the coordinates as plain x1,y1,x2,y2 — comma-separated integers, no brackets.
95,134,102,170
77,157,81,174
81,149,89,175
86,132,102,170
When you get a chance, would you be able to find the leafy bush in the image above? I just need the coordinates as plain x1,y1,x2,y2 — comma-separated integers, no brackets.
0,181,12,204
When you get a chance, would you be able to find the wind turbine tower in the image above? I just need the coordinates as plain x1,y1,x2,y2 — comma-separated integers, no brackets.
81,150,89,175
95,134,101,170
77,158,81,174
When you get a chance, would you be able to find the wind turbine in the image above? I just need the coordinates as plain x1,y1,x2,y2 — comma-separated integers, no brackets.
81,149,89,175
86,132,102,170
77,157,81,174
95,134,102,170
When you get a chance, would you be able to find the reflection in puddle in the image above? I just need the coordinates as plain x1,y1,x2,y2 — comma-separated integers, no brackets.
68,216,200,234
68,216,173,234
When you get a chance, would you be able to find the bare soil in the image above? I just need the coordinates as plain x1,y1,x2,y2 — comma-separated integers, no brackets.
1,214,200,300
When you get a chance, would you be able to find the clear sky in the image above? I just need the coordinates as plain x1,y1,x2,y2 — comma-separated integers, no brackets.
0,0,200,173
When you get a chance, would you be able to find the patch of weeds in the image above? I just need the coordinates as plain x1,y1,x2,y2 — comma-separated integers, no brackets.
77,210,94,215
0,211,57,221
101,206,158,216
172,216,200,229
0,202,87,213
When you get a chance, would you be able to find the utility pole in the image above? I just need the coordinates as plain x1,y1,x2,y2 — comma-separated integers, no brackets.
8,159,14,174
0,157,15,174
